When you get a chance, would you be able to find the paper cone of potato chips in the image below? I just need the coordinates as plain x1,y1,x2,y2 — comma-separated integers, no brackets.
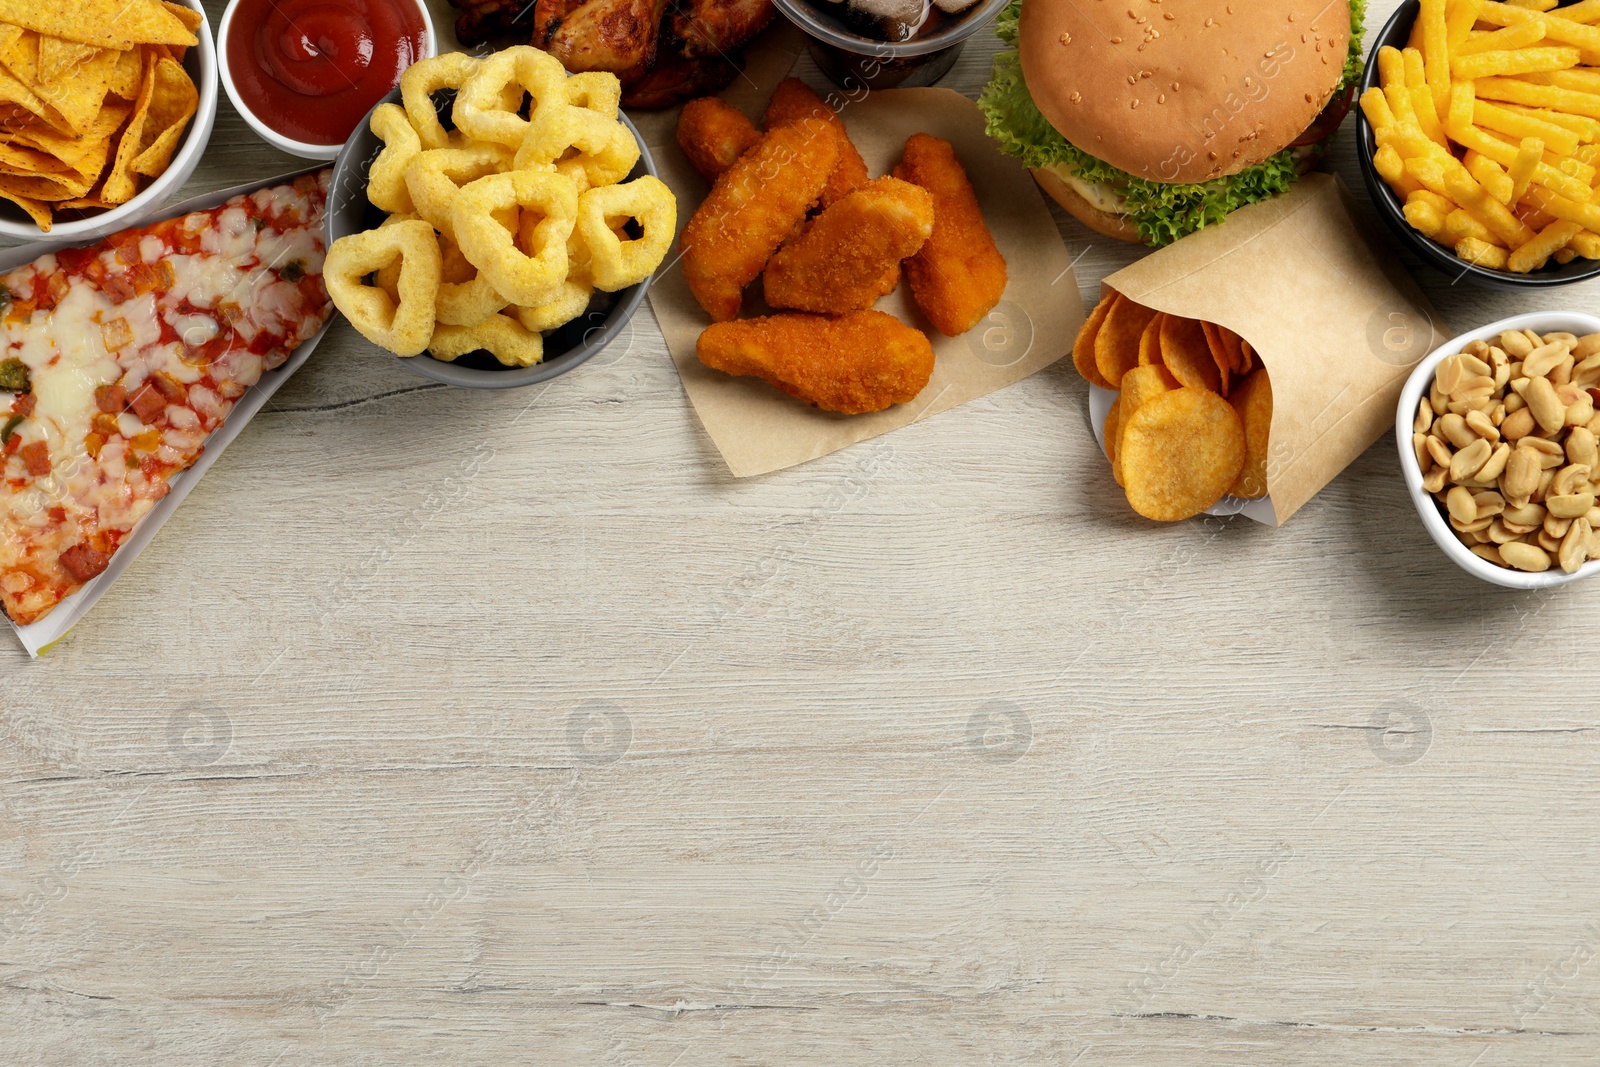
1099,174,1447,526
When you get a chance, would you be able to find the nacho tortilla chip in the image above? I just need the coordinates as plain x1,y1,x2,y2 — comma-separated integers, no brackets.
1137,312,1164,367
37,36,98,85
161,2,204,33
14,101,125,169
131,55,195,176
0,0,198,51
0,168,95,201
1159,314,1221,394
0,187,50,228
0,137,70,174
0,64,70,134
1073,292,1115,390
108,47,144,99
102,51,155,204
1120,387,1246,522
33,46,118,135
1095,292,1158,390
1227,369,1273,499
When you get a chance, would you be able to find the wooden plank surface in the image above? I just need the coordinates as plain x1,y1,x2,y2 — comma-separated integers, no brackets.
5,1,1600,1062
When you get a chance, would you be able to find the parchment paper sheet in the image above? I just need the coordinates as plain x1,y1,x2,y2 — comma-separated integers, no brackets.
642,79,1085,477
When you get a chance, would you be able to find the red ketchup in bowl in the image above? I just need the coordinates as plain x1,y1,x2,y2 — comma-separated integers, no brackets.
226,0,427,146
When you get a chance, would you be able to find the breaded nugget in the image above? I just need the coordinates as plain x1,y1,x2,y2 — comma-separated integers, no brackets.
676,96,761,183
697,309,935,414
892,133,1008,336
764,78,869,208
680,117,840,321
763,177,934,314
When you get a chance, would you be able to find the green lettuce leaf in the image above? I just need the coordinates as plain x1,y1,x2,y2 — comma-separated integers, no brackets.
978,0,1367,246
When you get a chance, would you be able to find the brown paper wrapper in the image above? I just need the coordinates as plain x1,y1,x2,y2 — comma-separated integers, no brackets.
1101,173,1448,526
641,82,1085,478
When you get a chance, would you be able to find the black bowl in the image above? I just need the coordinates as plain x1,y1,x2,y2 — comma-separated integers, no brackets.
327,87,656,389
1356,0,1600,290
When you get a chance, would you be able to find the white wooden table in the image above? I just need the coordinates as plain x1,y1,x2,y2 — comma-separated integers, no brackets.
5,1,1600,1062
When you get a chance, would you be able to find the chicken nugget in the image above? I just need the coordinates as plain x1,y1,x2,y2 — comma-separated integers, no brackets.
676,96,761,183
892,133,1007,336
697,309,935,414
680,117,840,322
764,78,869,208
763,177,934,314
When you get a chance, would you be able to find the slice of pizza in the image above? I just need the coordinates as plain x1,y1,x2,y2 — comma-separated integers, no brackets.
0,169,333,627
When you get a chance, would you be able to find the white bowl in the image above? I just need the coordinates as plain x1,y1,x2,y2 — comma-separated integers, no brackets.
1396,310,1600,590
217,0,437,160
0,0,218,241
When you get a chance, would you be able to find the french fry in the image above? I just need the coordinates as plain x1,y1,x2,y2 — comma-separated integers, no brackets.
1377,144,1427,195
1445,167,1539,245
1496,101,1600,141
1449,118,1595,200
1447,0,1487,46
1474,74,1600,118
1474,98,1582,154
1449,80,1478,137
1552,0,1600,24
1509,135,1545,201
1451,47,1581,79
1507,0,1559,10
1541,68,1600,94
1455,20,1547,53
1410,189,1459,215
1527,182,1600,231
1406,198,1450,239
1517,198,1561,229
1383,49,1425,130
1421,0,1453,115
1509,218,1583,270
1478,2,1600,56
1568,230,1600,256
1360,87,1400,140
1457,236,1512,268
1406,154,1458,200
1554,246,1580,263
1444,207,1506,245
1403,48,1451,146
1465,149,1517,202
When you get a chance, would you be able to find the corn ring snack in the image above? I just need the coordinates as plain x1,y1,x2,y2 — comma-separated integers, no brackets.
512,230,594,331
326,220,442,358
575,176,676,292
368,104,421,215
453,169,579,307
455,46,568,149
401,53,481,151
404,143,514,242
515,101,641,193
430,312,545,367
565,72,622,118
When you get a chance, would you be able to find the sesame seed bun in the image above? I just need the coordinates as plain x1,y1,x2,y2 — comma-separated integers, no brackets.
1018,0,1351,185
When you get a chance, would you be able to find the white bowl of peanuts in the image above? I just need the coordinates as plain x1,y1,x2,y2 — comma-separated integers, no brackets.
1399,312,1600,589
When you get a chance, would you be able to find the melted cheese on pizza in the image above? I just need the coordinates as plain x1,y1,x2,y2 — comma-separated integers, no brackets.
0,170,333,627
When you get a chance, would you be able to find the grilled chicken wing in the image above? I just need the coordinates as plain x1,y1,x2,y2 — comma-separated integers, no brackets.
534,0,670,72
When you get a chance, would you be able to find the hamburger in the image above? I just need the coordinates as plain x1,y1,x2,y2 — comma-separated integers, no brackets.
979,0,1366,246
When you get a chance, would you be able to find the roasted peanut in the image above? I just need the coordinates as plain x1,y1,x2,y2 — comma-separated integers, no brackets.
1500,541,1552,572
1476,442,1512,484
1471,543,1506,565
1501,330,1534,358
1450,437,1493,481
1447,486,1478,524
1526,376,1567,434
1438,413,1476,448
1501,406,1535,441
1560,517,1592,574
1415,397,1433,434
1547,492,1596,518
1523,342,1570,379
1503,446,1543,502
1567,426,1599,470
1465,409,1500,441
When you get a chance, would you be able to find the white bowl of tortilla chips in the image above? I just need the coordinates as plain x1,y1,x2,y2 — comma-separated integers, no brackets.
0,0,216,238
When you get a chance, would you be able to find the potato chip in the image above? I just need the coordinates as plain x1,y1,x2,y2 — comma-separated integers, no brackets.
1095,292,1158,389
130,55,197,176
0,0,197,51
1072,293,1114,390
1217,326,1246,375
1227,369,1274,499
324,219,443,357
1120,387,1247,522
1118,363,1178,428
1159,314,1221,394
1238,339,1256,375
1105,394,1123,487
1137,312,1164,367
1200,320,1231,396
430,312,545,367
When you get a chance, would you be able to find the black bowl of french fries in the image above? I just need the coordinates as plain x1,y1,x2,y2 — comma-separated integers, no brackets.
1357,0,1600,290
